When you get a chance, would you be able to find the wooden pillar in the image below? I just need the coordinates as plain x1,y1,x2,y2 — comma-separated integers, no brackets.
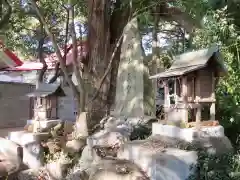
195,73,201,126
56,97,58,119
164,80,169,121
173,79,178,103
182,76,188,122
210,72,216,120
195,75,201,102
196,104,201,130
164,80,169,105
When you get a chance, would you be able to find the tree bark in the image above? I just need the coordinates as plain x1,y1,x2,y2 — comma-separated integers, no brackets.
87,0,111,129
150,6,161,116
37,24,47,84
48,8,70,84
30,0,80,101
69,0,86,112
86,0,130,131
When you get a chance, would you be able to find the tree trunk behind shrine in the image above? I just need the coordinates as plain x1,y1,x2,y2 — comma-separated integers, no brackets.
86,0,129,133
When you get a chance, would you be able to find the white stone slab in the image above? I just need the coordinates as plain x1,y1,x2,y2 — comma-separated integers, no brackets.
27,119,62,129
9,131,37,145
0,137,22,174
152,123,224,142
8,131,43,169
118,142,198,180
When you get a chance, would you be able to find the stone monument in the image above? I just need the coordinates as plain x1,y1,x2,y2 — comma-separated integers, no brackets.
113,18,155,120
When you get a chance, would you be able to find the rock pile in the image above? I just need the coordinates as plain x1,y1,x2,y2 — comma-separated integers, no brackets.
0,114,233,180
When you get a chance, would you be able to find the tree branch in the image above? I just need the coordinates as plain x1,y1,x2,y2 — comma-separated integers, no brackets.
29,0,80,100
48,9,70,84
87,32,123,105
37,23,48,83
69,0,86,112
157,3,201,33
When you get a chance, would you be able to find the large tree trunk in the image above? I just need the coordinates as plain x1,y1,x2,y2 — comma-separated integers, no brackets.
86,0,130,133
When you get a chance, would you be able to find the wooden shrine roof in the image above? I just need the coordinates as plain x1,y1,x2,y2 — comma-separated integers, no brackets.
150,45,227,79
26,83,66,97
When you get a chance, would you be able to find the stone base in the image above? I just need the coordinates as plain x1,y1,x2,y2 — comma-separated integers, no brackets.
8,131,43,169
27,119,62,130
117,140,197,180
108,114,156,125
152,123,224,142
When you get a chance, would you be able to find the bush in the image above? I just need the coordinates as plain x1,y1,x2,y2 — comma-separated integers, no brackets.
130,124,152,140
188,151,240,180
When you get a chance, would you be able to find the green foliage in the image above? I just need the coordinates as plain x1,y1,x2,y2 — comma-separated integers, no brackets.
180,5,240,179
188,152,240,180
3,0,87,59
192,6,240,146
130,124,152,140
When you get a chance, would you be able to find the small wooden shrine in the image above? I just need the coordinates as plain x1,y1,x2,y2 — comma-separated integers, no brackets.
150,46,227,123
26,83,66,120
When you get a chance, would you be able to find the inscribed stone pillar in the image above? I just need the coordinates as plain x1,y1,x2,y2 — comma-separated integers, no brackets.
113,18,155,118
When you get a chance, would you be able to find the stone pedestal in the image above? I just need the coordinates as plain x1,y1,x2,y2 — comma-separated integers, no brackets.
8,131,44,169
27,119,62,131
151,123,232,154
152,123,225,142
113,18,155,119
117,141,197,180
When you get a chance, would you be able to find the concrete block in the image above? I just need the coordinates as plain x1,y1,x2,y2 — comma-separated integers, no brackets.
152,123,224,142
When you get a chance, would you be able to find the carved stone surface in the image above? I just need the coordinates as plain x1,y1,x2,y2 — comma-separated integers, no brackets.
113,18,154,118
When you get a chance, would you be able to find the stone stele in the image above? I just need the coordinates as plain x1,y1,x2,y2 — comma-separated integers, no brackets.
113,17,155,118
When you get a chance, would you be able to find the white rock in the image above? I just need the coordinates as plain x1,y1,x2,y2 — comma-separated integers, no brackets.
65,139,86,154
104,117,126,129
0,138,23,175
23,142,43,169
117,140,198,180
152,123,225,142
8,131,43,169
75,145,94,174
87,130,129,147
46,160,70,180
